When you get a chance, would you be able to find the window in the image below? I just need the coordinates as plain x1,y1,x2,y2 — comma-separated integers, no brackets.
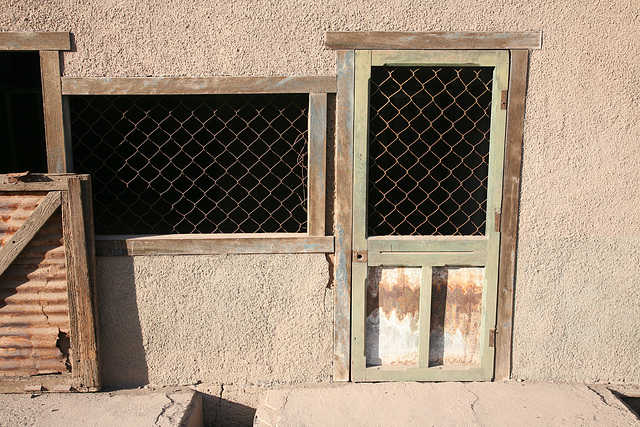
70,94,309,235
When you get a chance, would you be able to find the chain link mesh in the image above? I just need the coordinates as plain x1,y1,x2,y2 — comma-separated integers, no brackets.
368,66,493,236
70,94,309,235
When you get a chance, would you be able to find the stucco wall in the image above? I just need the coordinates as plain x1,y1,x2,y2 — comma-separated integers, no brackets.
2,0,640,384
95,254,332,388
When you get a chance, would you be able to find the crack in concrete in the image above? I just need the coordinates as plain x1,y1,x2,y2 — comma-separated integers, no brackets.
464,384,484,427
154,392,177,426
586,385,631,416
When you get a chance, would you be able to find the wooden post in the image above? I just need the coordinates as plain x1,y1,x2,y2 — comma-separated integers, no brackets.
333,50,355,381
494,50,530,381
40,50,69,172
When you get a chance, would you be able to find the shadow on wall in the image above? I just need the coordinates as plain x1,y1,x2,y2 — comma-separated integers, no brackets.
96,256,149,387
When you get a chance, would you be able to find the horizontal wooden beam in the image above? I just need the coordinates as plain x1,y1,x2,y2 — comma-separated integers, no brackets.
325,31,542,50
0,174,89,191
61,76,337,95
95,234,335,256
0,32,71,51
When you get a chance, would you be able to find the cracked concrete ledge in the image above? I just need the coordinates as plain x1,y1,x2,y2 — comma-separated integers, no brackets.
253,381,640,426
0,386,202,427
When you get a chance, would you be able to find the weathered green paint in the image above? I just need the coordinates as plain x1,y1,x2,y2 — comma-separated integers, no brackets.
418,266,432,368
351,50,510,382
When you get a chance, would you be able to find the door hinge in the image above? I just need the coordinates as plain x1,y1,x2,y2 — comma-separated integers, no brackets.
352,250,368,263
501,90,508,110
494,210,501,232
489,329,496,347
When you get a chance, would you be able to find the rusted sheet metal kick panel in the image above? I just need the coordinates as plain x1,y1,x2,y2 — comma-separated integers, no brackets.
365,267,421,367
0,192,71,377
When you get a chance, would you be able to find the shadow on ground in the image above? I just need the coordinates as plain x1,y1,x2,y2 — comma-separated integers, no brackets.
202,392,257,427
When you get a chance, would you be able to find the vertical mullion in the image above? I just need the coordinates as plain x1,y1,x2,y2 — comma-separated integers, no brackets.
351,50,371,381
352,50,371,251
307,93,327,236
333,49,355,382
481,50,510,378
40,50,68,172
418,265,433,368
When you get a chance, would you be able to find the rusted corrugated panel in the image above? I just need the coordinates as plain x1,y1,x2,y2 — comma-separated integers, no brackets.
365,266,421,366
429,267,484,366
0,192,70,377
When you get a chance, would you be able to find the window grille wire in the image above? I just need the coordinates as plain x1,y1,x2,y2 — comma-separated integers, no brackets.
368,66,493,236
70,94,309,235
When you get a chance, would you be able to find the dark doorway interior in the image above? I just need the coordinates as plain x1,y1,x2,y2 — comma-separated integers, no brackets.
0,51,48,174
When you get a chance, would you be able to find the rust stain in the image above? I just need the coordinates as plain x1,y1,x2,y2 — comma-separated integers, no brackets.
0,193,70,377
365,266,421,367
429,267,483,366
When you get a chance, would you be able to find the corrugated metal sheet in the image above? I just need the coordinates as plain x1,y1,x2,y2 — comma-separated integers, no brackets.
429,267,484,366
0,192,70,377
365,266,421,366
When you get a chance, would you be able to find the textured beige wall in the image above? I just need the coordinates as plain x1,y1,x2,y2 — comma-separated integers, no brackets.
95,254,332,388
3,0,640,384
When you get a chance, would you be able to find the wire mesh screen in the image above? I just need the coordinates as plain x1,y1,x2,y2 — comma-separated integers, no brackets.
368,66,493,236
70,94,309,235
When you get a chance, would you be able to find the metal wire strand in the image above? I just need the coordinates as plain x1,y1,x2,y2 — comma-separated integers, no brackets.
368,66,493,236
70,93,309,235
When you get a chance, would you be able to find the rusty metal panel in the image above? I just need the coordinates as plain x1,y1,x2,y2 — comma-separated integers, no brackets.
365,266,421,366
0,193,70,377
429,267,484,366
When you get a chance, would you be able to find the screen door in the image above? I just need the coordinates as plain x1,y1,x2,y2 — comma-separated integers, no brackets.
351,50,509,381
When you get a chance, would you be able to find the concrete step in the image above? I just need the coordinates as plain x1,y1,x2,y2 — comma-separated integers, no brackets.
0,386,202,427
254,381,640,426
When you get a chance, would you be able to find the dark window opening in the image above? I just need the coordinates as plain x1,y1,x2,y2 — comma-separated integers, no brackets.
0,52,47,174
368,66,493,236
70,94,309,235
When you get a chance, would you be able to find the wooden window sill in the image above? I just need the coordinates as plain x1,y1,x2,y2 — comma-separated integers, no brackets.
94,234,334,256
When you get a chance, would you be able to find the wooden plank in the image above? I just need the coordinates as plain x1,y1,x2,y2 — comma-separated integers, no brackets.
350,262,368,381
308,93,327,236
0,32,70,51
79,175,100,386
40,51,68,173
0,191,61,277
368,251,486,268
0,374,96,393
94,235,335,256
364,365,488,382
62,177,100,390
369,236,487,253
333,50,355,382
418,266,433,368
372,49,503,67
325,31,542,50
0,173,70,191
494,50,529,381
61,76,337,95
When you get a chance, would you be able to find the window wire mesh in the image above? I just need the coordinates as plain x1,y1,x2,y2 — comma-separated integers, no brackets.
70,94,309,235
368,66,493,236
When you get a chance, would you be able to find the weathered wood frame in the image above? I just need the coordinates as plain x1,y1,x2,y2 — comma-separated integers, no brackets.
0,173,100,392
60,76,336,256
327,31,539,381
0,32,71,173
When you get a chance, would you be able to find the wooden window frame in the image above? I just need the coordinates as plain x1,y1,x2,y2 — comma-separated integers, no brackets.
327,31,541,382
0,32,71,173
61,76,336,256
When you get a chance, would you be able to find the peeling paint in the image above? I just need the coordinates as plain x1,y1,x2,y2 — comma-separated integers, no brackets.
365,267,421,366
429,267,484,366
